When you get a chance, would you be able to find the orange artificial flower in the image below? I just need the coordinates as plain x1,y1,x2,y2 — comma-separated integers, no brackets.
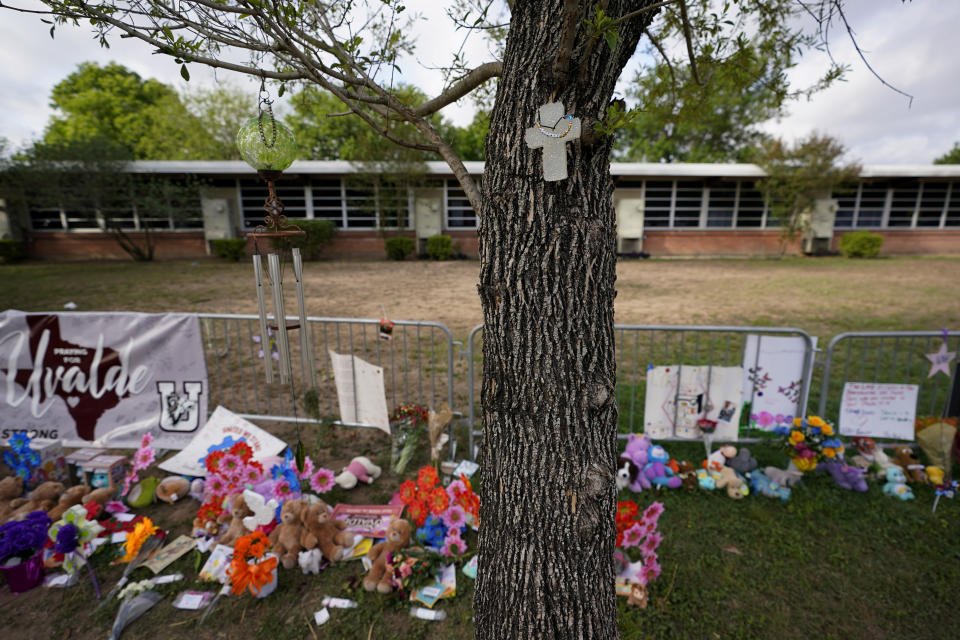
398,480,418,505
122,517,159,563
417,466,439,492
427,486,449,515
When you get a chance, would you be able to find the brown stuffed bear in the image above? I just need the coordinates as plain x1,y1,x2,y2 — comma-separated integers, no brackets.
10,480,64,520
300,501,355,562
715,466,746,500
47,484,89,521
363,518,412,593
0,475,25,524
269,499,306,569
891,446,926,484
218,493,254,548
82,472,117,507
155,476,192,504
676,461,698,493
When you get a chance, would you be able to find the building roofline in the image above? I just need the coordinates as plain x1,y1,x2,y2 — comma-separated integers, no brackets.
128,160,960,179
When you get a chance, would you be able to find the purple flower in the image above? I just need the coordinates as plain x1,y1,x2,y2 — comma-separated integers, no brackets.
55,524,80,554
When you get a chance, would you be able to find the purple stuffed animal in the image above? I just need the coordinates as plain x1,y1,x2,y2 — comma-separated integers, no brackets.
819,460,868,492
621,434,652,492
644,445,682,489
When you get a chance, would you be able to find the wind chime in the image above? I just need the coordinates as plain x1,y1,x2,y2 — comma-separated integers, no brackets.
236,80,318,451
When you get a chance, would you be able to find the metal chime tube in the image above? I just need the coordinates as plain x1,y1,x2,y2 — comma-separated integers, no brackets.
291,249,318,390
267,253,293,384
252,255,274,384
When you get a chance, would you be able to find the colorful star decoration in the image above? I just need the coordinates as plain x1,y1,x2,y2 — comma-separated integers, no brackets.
925,331,956,378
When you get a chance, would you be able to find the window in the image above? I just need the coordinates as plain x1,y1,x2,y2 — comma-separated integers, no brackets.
311,179,344,228
946,183,960,227
344,185,378,228
446,180,478,229
643,180,672,227
673,181,703,227
736,182,765,228
240,178,307,229
29,209,64,231
706,182,736,228
917,182,948,227
887,183,918,227
834,187,857,228
855,182,887,227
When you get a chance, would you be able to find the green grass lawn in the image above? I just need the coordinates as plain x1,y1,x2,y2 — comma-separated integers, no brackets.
1,257,959,639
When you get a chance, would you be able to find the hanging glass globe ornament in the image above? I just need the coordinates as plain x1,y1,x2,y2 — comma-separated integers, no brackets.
236,111,297,173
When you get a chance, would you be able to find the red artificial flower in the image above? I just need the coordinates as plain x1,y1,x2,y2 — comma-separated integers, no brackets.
398,480,418,505
406,499,429,527
616,501,639,523
427,486,450,515
229,441,254,461
417,466,439,492
205,450,225,474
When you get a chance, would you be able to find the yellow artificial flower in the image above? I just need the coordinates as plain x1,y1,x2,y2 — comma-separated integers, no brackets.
793,417,803,427
808,416,826,428
793,457,816,472
122,517,159,563
820,423,834,436
823,448,836,458
790,431,805,444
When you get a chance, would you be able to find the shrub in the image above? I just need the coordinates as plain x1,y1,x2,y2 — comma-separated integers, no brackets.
838,230,883,258
0,240,25,264
384,236,415,261
425,234,453,260
288,219,337,260
209,238,248,262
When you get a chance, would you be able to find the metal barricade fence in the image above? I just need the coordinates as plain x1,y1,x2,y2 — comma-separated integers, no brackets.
198,314,456,427
466,324,817,460
816,330,960,427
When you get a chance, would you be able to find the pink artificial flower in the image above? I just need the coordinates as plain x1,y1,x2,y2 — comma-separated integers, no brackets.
621,522,645,548
133,446,156,471
272,480,293,502
442,532,467,557
441,505,467,530
206,475,227,497
309,468,336,494
635,570,649,587
641,532,663,555
218,454,243,474
121,471,138,497
242,464,263,486
446,479,466,498
297,456,315,480
641,560,662,584
642,502,664,524
105,500,128,515
641,547,658,565
140,433,153,448
222,471,243,488
399,562,413,578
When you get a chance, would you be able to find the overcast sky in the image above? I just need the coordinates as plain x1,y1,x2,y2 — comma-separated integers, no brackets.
0,1,957,165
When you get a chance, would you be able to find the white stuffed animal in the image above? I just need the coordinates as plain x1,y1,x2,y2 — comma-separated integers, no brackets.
335,456,382,489
298,548,324,575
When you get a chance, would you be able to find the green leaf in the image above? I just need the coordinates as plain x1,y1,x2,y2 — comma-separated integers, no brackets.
180,64,190,82
50,25,55,39
295,440,306,474
278,84,285,97
604,31,618,52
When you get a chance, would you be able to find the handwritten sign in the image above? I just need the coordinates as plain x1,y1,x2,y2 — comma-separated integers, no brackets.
838,382,919,440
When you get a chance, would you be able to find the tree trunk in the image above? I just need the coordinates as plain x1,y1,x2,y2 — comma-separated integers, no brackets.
475,3,652,639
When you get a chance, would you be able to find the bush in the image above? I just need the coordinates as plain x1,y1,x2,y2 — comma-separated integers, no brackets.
838,230,883,258
0,240,25,264
288,219,337,260
209,238,248,262
425,234,453,260
384,236,415,261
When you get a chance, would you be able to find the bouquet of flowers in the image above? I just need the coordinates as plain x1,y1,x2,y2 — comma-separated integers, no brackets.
0,510,51,566
384,549,436,595
399,467,479,556
390,404,428,473
775,415,844,472
227,531,277,597
614,501,665,608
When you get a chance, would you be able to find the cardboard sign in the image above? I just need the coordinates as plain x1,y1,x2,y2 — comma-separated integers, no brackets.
328,350,390,433
838,382,919,440
644,365,743,440
742,335,815,431
331,504,404,538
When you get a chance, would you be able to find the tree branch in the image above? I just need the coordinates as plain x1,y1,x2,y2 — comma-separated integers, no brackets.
551,0,580,85
613,0,680,25
413,61,502,116
677,0,706,86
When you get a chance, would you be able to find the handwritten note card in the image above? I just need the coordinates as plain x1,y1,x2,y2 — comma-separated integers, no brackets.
838,382,919,440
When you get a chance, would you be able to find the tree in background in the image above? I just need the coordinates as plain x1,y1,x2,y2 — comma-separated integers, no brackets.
179,83,251,160
934,143,960,165
756,132,860,254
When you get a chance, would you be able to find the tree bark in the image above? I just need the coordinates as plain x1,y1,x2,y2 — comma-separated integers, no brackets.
475,2,653,639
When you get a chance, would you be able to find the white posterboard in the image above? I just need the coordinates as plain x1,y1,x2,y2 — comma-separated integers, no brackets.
158,406,287,476
328,350,390,434
838,382,919,440
742,335,815,431
644,365,743,441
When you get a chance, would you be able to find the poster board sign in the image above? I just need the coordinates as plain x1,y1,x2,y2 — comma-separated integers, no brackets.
331,504,404,538
158,406,287,477
0,310,207,448
838,382,919,440
644,365,743,441
328,350,390,434
742,335,815,431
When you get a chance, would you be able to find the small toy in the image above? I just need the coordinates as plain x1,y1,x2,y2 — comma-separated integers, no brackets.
363,518,412,593
763,466,803,488
218,493,254,548
0,475,25,524
300,500,355,562
620,434,652,492
926,466,945,486
616,458,640,492
335,456,382,490
819,460,868,492
705,445,736,472
269,498,307,569
11,480,64,519
726,448,758,476
890,446,926,484
298,548,324,574
882,467,915,500
676,461,698,492
48,484,89,521
749,469,791,501
241,490,279,532
643,445,681,489
715,466,747,499
189,479,206,502
155,477,192,504
697,468,720,491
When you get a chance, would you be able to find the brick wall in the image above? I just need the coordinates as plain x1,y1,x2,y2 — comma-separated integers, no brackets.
27,232,207,261
833,229,960,255
641,230,801,257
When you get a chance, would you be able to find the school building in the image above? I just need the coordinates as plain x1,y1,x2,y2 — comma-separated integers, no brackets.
3,161,959,260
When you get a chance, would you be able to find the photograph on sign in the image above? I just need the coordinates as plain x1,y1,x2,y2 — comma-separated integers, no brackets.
644,365,743,441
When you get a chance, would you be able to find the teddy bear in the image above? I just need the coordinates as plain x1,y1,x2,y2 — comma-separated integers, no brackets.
676,461,698,492
882,466,914,500
155,476,192,504
749,469,791,501
643,445,681,489
620,434,652,492
300,500,355,562
726,448,758,476
269,498,307,569
47,484,89,521
0,475,25,524
763,466,803,488
715,466,747,499
335,456,382,490
363,518,412,593
10,480,64,520
819,460,868,492
890,446,926,484
217,493,254,548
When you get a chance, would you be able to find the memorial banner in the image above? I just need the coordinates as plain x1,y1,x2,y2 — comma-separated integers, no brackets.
0,310,208,448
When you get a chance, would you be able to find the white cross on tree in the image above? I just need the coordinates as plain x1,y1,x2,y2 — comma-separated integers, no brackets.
524,101,581,182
